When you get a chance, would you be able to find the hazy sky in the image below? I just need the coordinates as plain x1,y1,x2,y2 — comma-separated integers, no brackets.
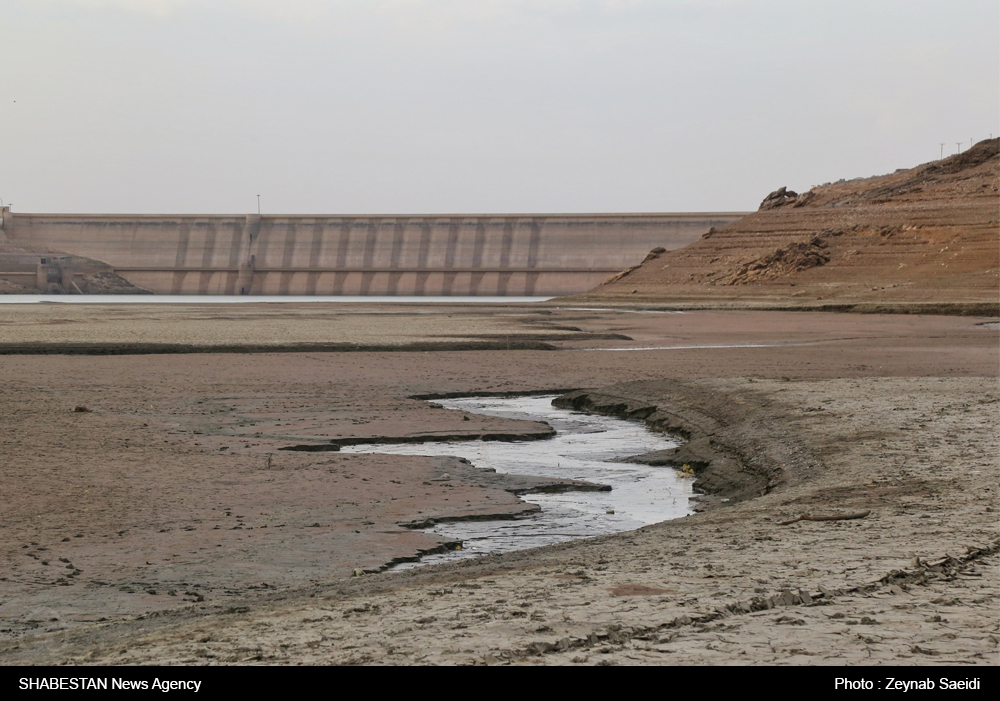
2,0,997,214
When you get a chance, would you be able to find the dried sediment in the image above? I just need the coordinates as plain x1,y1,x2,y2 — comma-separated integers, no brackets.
0,302,626,354
3,375,995,666
0,339,558,356
0,306,995,665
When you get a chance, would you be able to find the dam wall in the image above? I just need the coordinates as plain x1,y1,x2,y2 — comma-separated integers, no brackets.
2,211,746,295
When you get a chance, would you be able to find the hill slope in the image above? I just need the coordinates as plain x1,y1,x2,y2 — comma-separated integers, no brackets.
572,138,999,313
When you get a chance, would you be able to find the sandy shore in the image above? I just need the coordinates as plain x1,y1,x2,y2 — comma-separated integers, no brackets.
0,303,996,665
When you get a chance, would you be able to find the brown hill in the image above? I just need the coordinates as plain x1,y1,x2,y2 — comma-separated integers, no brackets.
571,138,999,314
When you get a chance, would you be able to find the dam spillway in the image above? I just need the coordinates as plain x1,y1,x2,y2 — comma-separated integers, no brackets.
0,211,746,296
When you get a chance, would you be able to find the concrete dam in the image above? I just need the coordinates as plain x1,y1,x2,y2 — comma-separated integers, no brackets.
0,210,746,296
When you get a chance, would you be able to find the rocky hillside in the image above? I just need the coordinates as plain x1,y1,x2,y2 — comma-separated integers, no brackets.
573,138,999,314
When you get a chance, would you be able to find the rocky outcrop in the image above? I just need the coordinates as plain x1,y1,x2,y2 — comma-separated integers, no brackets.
724,236,831,284
759,187,817,211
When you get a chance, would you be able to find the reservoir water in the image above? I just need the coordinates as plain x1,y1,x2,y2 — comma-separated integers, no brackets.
341,395,694,568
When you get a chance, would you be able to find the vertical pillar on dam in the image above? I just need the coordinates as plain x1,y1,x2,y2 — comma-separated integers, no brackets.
236,214,261,295
524,218,542,296
36,263,48,291
0,206,9,242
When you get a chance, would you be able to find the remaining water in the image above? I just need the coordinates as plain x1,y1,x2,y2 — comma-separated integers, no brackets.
0,295,552,304
340,395,694,568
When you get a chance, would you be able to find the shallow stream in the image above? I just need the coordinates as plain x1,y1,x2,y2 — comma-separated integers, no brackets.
340,395,695,568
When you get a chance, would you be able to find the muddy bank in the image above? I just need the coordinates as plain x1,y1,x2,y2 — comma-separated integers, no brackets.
555,381,796,509
281,424,557,451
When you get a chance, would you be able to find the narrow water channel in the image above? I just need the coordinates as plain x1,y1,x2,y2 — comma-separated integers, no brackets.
340,395,696,568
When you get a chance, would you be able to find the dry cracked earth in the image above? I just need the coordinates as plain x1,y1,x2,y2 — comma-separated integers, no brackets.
0,304,996,666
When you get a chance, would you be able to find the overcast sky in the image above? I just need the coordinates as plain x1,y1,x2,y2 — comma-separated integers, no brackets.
1,0,997,214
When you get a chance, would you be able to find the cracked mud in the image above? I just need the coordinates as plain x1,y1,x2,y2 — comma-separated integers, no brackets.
0,304,995,665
